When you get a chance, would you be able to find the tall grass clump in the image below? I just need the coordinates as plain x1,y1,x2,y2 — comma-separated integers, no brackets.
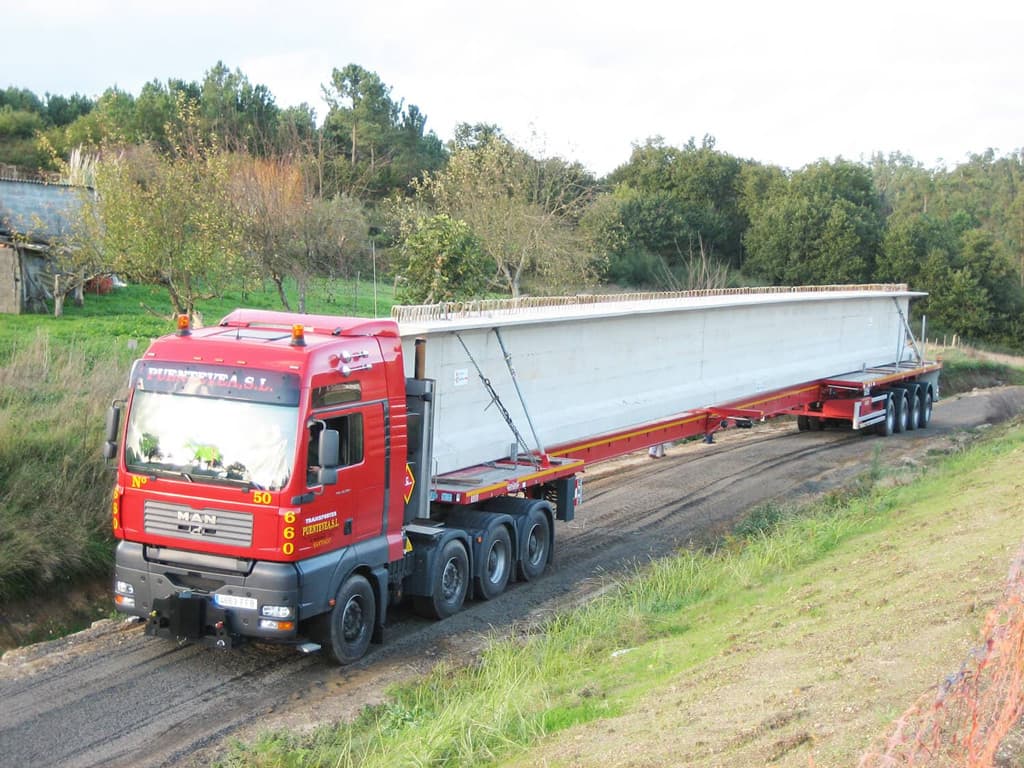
0,332,133,602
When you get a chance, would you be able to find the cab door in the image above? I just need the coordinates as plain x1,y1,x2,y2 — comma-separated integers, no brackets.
307,401,388,542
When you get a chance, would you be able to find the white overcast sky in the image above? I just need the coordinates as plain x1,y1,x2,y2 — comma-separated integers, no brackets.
3,0,1021,176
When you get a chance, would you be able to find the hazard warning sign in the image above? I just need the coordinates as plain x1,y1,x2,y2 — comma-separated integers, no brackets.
403,464,416,504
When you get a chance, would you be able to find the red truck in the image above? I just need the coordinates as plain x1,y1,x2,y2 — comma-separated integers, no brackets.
106,286,940,663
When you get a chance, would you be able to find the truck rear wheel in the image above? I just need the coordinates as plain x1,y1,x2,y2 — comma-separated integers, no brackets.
415,539,469,619
477,525,512,600
517,507,551,581
318,574,375,665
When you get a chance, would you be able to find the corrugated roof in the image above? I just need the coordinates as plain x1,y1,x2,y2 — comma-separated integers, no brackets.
0,177,86,244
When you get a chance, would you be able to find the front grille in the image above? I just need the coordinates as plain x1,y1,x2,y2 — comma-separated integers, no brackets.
144,500,253,547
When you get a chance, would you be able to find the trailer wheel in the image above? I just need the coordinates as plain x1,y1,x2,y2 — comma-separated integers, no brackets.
874,395,895,437
918,387,933,428
478,525,512,600
319,574,375,665
892,390,910,433
518,507,551,582
904,386,921,431
415,539,469,620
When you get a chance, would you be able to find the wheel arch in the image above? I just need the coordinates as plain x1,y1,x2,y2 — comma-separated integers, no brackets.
296,539,391,637
403,526,472,599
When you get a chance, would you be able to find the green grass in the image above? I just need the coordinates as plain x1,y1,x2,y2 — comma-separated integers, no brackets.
221,419,1024,768
0,277,397,358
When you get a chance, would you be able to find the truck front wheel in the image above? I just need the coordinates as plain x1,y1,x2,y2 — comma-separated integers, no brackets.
318,574,375,665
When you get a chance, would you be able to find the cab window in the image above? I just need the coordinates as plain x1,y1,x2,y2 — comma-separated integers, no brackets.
307,413,364,484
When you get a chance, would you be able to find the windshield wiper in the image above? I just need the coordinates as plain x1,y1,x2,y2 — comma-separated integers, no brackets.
126,464,268,491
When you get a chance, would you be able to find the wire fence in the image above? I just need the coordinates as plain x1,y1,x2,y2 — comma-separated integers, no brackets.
857,541,1024,767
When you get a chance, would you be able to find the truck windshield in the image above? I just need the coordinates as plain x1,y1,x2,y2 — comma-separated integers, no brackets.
123,391,299,490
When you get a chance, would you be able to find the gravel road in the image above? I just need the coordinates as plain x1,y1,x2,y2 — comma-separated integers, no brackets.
2,386,1021,768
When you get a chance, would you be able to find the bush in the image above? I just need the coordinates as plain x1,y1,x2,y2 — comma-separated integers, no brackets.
0,107,44,139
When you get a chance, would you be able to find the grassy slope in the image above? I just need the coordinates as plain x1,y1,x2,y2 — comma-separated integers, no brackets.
226,418,1024,767
935,346,1024,393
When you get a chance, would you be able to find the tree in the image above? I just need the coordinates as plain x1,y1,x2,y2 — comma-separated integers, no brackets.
879,212,951,285
294,195,369,311
275,104,318,153
411,134,598,296
231,156,305,308
582,186,688,287
200,62,279,153
606,136,748,269
397,214,491,303
452,122,504,150
744,159,883,285
957,228,1023,344
43,92,93,127
320,64,446,198
232,155,369,311
87,97,242,318
878,212,1023,346
0,86,44,115
927,266,993,340
870,151,936,218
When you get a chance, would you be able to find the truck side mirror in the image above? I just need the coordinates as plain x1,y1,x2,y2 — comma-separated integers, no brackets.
103,403,122,461
318,429,340,486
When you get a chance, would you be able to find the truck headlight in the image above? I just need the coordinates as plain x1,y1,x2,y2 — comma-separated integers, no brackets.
115,580,134,595
260,605,293,619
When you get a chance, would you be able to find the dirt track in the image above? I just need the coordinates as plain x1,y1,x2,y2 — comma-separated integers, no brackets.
2,387,1021,768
